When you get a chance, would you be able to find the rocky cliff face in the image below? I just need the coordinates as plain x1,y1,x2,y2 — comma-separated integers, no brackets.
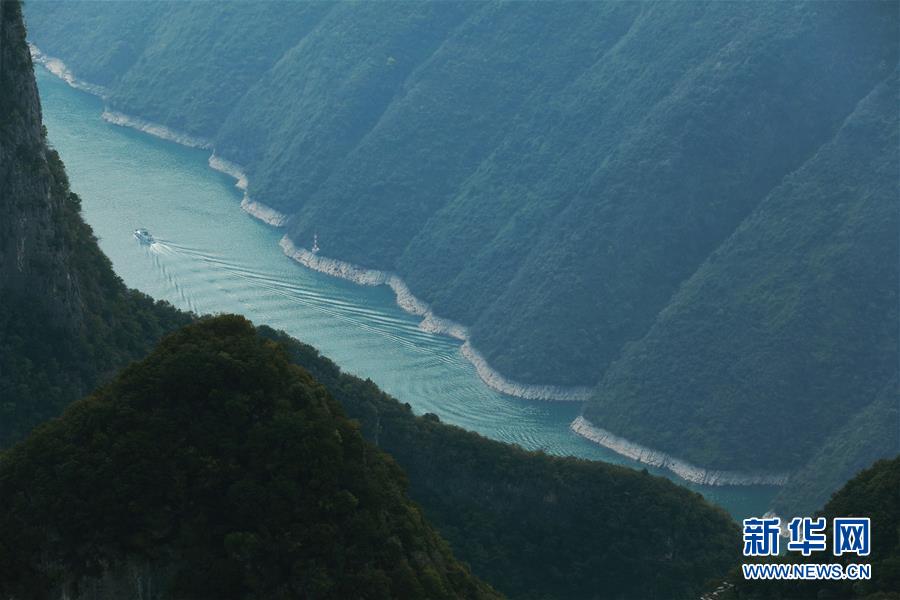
0,0,187,449
0,0,81,328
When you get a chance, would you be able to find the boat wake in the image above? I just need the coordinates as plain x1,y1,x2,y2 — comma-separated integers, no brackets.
141,241,448,356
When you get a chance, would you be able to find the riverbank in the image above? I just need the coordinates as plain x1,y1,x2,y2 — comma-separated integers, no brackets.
570,417,790,486
206,154,288,226
29,43,592,402
102,110,211,149
279,237,593,401
29,44,106,96
32,46,786,490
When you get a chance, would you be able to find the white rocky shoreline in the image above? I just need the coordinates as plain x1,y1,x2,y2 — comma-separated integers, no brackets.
570,417,790,486
207,154,289,227
33,43,788,487
30,42,592,402
279,237,594,402
33,43,583,402
29,44,107,97
30,44,288,228
101,110,212,149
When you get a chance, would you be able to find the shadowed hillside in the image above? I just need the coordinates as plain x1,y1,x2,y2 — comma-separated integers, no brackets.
0,0,189,448
1,3,744,596
0,316,499,599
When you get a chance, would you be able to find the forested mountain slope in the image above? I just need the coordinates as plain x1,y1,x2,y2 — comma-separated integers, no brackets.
770,375,899,519
0,0,188,448
0,316,499,600
22,0,898,513
583,73,899,475
1,5,743,596
261,326,741,600
24,1,896,388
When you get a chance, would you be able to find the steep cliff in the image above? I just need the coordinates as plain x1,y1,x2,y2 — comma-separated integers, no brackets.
0,0,79,324
0,0,189,447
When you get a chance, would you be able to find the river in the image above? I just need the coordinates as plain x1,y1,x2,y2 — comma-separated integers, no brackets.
36,64,778,519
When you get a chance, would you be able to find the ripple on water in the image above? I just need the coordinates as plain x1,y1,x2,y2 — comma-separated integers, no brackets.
35,64,779,520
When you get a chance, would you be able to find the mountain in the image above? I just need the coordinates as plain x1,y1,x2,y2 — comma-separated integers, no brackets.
0,313,742,600
22,1,896,387
1,3,743,597
21,2,898,499
717,455,900,600
582,72,899,476
770,375,899,519
0,0,189,448
0,316,499,599
261,326,741,600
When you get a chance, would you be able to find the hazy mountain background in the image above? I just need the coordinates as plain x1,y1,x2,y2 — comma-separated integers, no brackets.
22,0,899,518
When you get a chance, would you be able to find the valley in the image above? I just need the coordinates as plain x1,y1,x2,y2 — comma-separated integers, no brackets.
35,63,777,519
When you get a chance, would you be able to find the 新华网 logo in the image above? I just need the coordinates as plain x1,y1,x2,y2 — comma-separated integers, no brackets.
740,516,872,581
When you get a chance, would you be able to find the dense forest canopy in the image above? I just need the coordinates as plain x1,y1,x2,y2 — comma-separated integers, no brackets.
261,325,742,600
0,3,745,596
22,1,896,383
583,71,899,474
0,316,499,599
5,0,898,595
22,3,898,502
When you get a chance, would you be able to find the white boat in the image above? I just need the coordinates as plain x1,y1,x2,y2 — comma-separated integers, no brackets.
133,228,154,244
311,232,320,254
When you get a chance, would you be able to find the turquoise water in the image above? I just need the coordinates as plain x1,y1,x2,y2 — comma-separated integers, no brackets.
36,65,778,519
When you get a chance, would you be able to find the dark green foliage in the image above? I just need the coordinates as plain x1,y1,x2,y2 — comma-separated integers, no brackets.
0,0,190,449
261,326,742,600
19,0,899,568
0,316,498,600
23,1,897,390
22,2,898,489
770,377,900,519
716,456,900,600
0,149,189,447
2,9,741,596
583,73,899,473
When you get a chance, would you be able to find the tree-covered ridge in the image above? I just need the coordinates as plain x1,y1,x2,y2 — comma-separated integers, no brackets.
1,4,742,596
22,1,897,389
716,455,900,600
22,2,898,476
0,0,189,449
0,315,499,600
583,72,899,474
19,0,899,557
261,326,742,600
